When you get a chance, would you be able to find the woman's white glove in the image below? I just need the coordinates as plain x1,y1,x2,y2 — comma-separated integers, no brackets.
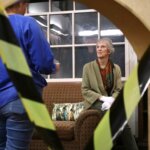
99,96,115,111
100,96,114,104
101,101,111,111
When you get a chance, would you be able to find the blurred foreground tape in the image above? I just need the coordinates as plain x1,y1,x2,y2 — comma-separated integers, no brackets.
0,0,150,149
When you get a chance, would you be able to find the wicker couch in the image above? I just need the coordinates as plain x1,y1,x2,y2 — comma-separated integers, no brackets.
30,82,102,150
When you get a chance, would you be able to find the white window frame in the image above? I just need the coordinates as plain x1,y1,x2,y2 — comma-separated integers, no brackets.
26,0,137,82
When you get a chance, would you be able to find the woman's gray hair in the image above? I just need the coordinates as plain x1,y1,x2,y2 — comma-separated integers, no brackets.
96,38,115,54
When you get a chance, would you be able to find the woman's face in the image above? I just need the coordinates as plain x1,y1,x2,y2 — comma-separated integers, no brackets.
96,41,110,59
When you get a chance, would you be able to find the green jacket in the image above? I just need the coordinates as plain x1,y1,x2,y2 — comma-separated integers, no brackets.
81,60,122,109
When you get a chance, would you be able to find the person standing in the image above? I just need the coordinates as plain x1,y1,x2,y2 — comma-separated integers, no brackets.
0,0,58,149
81,38,138,150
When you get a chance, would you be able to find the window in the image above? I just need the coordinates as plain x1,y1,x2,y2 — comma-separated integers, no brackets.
50,14,72,45
27,0,136,81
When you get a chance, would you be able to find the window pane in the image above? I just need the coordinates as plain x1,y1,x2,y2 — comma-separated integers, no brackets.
31,15,48,38
75,12,98,44
51,0,73,12
100,15,124,42
75,46,96,78
50,14,72,45
75,1,90,10
110,45,125,77
51,47,72,78
28,2,49,13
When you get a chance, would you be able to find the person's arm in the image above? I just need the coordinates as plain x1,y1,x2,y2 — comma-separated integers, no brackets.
25,17,56,74
81,64,101,105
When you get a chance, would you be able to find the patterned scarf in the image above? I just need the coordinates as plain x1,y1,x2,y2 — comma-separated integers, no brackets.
97,59,114,96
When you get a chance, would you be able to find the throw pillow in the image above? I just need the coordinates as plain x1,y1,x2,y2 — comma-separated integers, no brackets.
52,102,84,121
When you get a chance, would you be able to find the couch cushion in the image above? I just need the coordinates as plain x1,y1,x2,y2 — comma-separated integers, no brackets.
54,121,75,140
52,102,84,121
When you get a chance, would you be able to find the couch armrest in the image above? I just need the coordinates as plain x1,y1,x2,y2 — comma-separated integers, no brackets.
74,109,102,150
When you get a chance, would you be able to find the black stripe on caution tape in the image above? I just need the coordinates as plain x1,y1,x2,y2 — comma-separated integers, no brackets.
7,69,42,103
138,48,150,94
0,11,20,46
110,90,127,139
37,127,63,150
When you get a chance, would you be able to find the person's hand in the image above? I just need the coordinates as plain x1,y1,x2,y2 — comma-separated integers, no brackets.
54,59,60,72
99,96,114,104
100,96,115,111
101,101,111,111
55,63,60,72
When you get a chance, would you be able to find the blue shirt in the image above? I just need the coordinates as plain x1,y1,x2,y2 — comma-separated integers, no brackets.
0,14,56,108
